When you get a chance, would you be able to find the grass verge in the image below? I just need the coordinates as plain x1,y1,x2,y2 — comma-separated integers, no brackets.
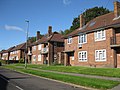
2,65,120,90
11,63,120,78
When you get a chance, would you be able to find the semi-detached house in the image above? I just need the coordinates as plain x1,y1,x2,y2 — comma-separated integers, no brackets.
9,43,26,61
64,1,120,68
0,46,15,60
0,43,26,63
28,26,64,65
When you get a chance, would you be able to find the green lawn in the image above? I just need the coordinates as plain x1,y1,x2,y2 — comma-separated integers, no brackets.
2,65,120,90
10,63,120,78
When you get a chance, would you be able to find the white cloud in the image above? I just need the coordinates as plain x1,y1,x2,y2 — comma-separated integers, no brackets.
4,25,24,32
63,0,71,5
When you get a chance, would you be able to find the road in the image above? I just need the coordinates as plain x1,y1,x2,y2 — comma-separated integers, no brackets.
0,67,87,90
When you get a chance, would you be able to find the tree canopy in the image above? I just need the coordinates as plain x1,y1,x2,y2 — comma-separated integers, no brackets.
60,6,111,35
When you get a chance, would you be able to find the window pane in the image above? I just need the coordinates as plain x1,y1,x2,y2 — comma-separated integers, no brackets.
84,35,86,42
79,52,81,59
99,53,102,60
102,50,106,59
102,30,105,38
78,36,81,43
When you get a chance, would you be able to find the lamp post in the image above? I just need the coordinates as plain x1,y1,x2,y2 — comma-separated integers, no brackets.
25,20,29,69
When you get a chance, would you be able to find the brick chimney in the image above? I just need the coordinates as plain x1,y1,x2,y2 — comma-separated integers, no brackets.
48,26,52,36
36,31,40,40
80,14,85,28
114,1,120,18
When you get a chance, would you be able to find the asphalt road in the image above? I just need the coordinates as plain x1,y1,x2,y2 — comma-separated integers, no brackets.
0,67,87,90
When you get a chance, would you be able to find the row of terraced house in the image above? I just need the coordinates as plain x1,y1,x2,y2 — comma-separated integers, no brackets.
1,1,120,68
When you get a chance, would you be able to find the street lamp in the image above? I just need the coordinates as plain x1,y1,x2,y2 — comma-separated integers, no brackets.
25,20,29,69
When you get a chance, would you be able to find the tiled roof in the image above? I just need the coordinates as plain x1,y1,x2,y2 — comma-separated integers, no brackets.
11,43,26,51
30,32,64,46
6,46,15,52
64,12,120,38
0,46,15,53
0,50,7,54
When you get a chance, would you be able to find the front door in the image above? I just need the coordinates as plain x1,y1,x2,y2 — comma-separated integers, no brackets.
67,52,74,66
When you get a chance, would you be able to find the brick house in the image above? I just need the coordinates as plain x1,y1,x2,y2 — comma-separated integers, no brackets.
9,43,26,61
28,26,64,65
1,47,15,60
64,1,120,68
0,50,8,60
0,50,6,59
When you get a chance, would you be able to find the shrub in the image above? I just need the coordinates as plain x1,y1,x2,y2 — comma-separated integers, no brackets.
19,58,24,63
0,60,7,64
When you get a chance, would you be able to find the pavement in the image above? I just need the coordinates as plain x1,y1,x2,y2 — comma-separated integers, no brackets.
0,67,88,90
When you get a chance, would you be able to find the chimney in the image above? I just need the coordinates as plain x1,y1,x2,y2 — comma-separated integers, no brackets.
80,14,85,28
36,31,40,40
48,26,52,36
114,1,120,18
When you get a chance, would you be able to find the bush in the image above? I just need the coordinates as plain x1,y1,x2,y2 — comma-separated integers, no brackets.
0,60,7,64
19,58,24,63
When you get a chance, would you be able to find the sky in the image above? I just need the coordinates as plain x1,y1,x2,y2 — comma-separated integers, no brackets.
0,0,116,50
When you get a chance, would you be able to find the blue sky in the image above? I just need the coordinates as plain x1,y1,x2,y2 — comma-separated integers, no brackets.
0,0,115,50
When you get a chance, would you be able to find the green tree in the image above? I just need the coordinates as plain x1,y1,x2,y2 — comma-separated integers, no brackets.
28,37,36,43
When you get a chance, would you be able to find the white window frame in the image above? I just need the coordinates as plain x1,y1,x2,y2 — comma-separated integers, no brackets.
38,54,42,61
94,30,106,41
67,37,72,44
78,51,87,61
38,44,41,50
95,49,106,61
32,55,36,61
78,34,87,44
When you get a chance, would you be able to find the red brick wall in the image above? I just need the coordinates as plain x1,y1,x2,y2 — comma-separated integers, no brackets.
65,28,115,68
9,50,21,60
31,44,44,64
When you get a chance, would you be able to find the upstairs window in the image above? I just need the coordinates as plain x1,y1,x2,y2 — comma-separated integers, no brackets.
67,37,72,44
94,30,106,41
95,49,106,61
78,34,87,44
38,44,41,50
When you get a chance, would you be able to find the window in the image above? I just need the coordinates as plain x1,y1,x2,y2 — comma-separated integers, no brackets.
95,49,106,61
78,34,87,44
67,37,72,44
33,46,36,51
38,44,41,50
33,55,36,61
38,54,41,61
94,30,105,41
78,51,87,61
